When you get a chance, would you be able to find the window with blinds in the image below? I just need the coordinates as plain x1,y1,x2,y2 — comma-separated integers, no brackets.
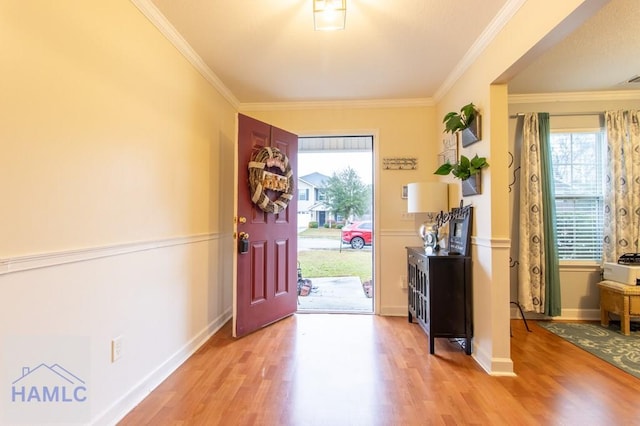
550,131,605,260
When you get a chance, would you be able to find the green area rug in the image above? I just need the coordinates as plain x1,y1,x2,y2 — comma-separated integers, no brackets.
538,321,640,379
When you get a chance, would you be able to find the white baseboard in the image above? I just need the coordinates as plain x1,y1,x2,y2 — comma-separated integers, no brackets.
511,307,600,322
93,309,232,426
472,345,516,377
379,305,407,316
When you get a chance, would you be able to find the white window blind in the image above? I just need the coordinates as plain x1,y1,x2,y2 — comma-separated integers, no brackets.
550,131,605,260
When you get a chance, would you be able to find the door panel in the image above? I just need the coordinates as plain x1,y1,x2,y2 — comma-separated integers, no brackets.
235,114,298,337
275,239,288,295
250,241,266,302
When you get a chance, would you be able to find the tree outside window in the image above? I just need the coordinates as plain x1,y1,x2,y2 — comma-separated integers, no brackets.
323,166,371,222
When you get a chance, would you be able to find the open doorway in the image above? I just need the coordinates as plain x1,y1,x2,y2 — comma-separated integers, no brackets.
296,136,374,313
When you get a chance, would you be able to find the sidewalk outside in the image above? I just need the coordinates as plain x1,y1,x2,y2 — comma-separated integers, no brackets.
297,276,372,312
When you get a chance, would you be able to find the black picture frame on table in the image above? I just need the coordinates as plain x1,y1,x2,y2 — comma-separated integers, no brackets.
446,204,473,256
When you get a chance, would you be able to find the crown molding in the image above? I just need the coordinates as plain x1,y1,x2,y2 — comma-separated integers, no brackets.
130,0,239,109
434,0,527,101
131,1,433,112
509,90,640,104
239,97,435,112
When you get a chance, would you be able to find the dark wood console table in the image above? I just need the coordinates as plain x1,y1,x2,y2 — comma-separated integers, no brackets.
406,247,473,355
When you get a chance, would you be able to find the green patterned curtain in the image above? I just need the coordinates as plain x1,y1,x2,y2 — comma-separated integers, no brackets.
518,113,561,316
538,113,561,316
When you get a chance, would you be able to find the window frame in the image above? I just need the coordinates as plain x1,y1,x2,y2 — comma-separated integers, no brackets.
549,128,606,265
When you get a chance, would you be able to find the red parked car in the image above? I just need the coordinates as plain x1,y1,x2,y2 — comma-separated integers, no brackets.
341,220,372,249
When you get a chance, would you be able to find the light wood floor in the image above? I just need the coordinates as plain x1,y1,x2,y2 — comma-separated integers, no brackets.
119,315,640,425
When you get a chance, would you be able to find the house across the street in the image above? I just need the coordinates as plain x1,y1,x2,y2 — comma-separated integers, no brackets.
298,172,332,227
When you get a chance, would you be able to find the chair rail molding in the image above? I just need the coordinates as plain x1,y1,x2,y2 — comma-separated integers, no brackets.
0,232,227,275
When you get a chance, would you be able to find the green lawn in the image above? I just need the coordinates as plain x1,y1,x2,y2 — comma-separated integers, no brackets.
297,249,372,282
297,227,342,239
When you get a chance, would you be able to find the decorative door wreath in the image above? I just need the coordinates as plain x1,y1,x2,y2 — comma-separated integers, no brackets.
248,146,294,214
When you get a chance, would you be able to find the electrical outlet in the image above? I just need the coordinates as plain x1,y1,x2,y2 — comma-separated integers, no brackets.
400,212,414,221
111,336,123,363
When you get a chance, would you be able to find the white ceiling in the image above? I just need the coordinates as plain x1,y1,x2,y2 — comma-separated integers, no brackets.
508,0,640,94
145,0,640,104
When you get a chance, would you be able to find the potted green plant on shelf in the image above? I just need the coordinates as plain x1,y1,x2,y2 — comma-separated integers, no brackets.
443,102,481,147
434,154,489,196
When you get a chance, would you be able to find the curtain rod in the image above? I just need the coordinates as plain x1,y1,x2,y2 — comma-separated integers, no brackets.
509,111,603,119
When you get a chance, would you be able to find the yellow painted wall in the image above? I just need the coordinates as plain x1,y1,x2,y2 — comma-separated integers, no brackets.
0,0,236,258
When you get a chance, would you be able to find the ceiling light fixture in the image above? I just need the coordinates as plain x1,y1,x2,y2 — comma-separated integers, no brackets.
313,0,346,31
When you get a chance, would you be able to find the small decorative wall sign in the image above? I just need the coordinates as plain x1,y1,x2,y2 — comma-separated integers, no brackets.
383,157,418,170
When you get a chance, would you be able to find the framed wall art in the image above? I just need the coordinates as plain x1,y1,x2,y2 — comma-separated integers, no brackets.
438,132,458,166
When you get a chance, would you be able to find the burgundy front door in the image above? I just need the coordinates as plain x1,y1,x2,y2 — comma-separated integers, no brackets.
234,114,298,338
